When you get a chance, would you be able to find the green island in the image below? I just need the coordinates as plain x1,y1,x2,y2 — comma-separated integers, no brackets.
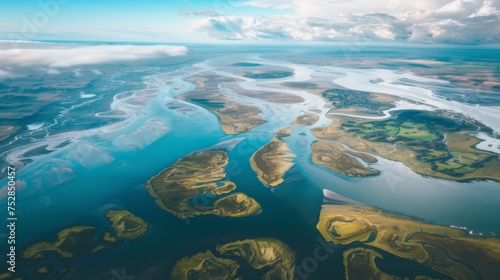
217,238,296,280
343,248,439,280
322,88,396,116
171,251,240,280
146,149,261,218
182,74,266,135
22,210,148,261
171,238,296,280
311,141,380,177
22,225,98,259
250,127,296,187
317,203,500,279
292,113,320,127
105,209,148,240
343,248,401,280
312,110,500,181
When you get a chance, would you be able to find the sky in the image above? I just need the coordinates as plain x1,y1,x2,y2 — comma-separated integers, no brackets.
0,0,499,44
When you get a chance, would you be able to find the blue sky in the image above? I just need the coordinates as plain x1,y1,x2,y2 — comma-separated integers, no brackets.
1,0,499,44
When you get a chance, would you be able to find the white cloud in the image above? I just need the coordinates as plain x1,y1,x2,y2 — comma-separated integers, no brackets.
241,0,451,16
196,0,500,44
470,0,500,16
192,15,401,41
0,45,189,67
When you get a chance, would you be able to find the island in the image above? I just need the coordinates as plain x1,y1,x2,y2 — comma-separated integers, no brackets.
217,238,296,280
171,251,240,280
311,141,380,177
105,209,148,240
22,225,98,259
146,149,261,218
251,127,296,187
182,74,266,135
292,113,320,127
322,88,397,117
171,238,296,280
343,248,402,280
317,203,500,279
22,209,148,261
312,110,500,181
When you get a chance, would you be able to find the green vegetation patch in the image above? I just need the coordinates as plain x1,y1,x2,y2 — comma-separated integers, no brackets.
322,89,391,111
340,110,496,179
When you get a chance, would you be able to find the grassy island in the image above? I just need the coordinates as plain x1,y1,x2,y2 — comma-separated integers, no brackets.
22,209,148,261
251,128,296,187
317,203,500,279
105,209,148,240
311,141,380,177
171,251,240,280
22,226,98,259
217,238,296,280
146,149,261,219
171,238,296,280
292,113,320,127
343,248,400,280
312,110,500,181
322,88,397,116
182,74,266,134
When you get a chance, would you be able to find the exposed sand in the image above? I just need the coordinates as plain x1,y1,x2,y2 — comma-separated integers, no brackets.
292,113,320,127
250,129,296,187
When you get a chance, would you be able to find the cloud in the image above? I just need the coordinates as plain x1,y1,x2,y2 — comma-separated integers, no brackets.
240,0,451,16
179,9,220,17
0,44,189,67
192,15,401,41
195,0,500,44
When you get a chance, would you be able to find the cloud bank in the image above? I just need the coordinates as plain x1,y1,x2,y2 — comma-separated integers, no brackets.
192,0,500,44
0,45,189,67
